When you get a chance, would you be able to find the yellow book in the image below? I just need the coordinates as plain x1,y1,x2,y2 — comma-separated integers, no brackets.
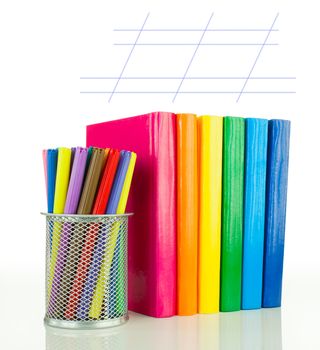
89,152,137,318
198,116,223,313
48,147,71,295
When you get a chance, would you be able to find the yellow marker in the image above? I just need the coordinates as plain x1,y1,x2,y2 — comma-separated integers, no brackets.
53,148,72,214
198,116,223,313
48,147,71,296
89,152,137,318
116,152,137,215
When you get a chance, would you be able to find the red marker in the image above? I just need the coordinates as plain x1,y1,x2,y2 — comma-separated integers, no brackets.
92,149,121,213
64,149,120,319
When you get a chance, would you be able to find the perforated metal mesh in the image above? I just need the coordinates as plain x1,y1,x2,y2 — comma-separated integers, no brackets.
44,214,128,326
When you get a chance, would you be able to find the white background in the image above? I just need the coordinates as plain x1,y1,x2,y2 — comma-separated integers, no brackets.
0,0,319,349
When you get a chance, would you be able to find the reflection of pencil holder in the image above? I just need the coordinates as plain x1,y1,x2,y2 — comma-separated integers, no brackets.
42,213,131,329
45,325,123,349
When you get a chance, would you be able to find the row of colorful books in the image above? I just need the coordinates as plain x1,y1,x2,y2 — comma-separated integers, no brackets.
87,112,290,317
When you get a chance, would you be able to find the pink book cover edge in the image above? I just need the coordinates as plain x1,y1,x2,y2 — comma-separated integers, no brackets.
86,112,177,317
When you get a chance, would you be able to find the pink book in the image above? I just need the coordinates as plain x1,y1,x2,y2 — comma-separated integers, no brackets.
86,112,177,317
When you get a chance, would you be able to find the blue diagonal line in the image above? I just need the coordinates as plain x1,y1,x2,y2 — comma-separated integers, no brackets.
236,13,279,103
172,13,214,103
108,13,150,103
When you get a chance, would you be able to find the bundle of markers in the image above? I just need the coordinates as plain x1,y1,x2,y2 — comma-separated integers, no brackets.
42,147,136,320
43,147,136,216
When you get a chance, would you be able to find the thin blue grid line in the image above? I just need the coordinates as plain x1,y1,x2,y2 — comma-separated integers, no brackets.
108,13,150,102
80,14,296,101
114,43,278,46
81,76,296,80
81,91,296,94
114,29,279,32
236,13,279,102
172,13,214,102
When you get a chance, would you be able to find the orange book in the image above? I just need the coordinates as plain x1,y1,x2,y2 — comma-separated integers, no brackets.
177,113,198,315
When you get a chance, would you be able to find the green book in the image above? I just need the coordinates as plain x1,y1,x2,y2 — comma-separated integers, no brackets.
220,117,245,311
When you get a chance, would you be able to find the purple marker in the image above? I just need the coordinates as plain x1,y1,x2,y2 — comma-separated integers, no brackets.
49,147,88,315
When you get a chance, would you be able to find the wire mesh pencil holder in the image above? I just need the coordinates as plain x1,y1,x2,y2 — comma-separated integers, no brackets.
42,213,132,329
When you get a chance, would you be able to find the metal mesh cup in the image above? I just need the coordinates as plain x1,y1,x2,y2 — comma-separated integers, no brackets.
42,213,131,329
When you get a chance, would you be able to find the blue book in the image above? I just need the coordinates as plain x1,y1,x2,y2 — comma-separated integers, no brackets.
242,118,268,309
262,119,290,308
77,151,131,318
47,149,58,213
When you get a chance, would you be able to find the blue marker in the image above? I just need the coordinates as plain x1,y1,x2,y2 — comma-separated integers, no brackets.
77,151,131,318
47,149,58,213
106,151,131,214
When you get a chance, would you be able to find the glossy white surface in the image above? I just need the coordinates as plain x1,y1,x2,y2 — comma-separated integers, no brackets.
45,309,282,350
1,271,319,349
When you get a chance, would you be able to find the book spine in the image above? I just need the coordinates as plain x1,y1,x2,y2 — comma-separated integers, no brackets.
177,114,198,315
153,112,177,317
242,118,268,309
198,116,223,313
262,119,290,307
220,117,245,312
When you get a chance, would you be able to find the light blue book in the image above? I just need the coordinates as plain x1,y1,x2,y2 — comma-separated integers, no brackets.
242,118,268,309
